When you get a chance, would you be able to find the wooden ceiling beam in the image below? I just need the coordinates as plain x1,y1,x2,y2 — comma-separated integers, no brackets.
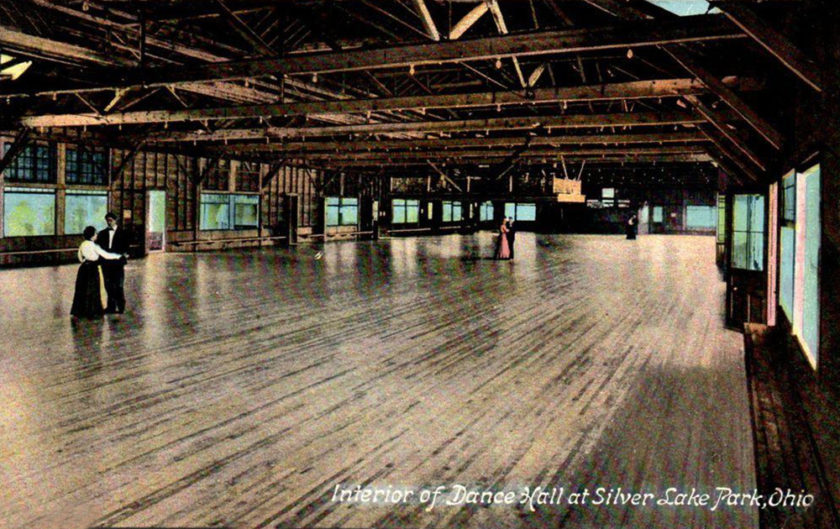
684,94,767,171
449,3,489,40
210,131,709,154
13,15,742,92
411,0,441,41
253,145,708,162
18,77,761,128
318,153,713,168
0,25,132,66
135,111,701,142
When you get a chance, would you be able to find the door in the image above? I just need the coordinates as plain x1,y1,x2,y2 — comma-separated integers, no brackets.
726,192,767,327
146,190,166,252
282,194,299,245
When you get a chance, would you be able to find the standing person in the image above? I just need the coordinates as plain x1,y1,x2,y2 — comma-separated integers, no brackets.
71,226,125,319
495,218,511,260
507,217,516,260
626,214,638,240
98,212,130,313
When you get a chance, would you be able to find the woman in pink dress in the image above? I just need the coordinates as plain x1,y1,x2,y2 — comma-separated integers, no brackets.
496,219,511,260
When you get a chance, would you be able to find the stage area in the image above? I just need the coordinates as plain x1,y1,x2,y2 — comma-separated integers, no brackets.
0,233,756,528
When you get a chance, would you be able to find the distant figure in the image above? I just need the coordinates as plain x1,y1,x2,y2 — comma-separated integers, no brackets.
507,217,516,260
626,214,638,240
495,218,511,260
71,226,125,319
98,212,131,313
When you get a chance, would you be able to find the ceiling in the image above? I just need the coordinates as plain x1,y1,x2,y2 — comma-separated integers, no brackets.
0,0,817,185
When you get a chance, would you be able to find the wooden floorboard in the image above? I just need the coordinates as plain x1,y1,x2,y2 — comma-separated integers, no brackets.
744,325,840,529
0,233,756,529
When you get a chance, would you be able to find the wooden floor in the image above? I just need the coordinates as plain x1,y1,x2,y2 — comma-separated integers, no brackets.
0,233,756,529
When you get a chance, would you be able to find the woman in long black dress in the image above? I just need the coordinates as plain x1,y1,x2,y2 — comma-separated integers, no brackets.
71,226,124,318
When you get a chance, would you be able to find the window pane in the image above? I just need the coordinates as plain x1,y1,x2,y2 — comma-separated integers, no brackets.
392,205,406,224
780,226,795,319
686,205,715,229
406,203,419,223
327,206,340,226
716,195,726,243
515,203,536,221
732,232,748,269
200,193,231,230
504,203,515,219
4,189,55,236
344,206,358,225
748,231,764,271
234,204,259,228
733,195,749,231
65,193,108,234
652,206,663,222
480,201,493,221
442,201,452,222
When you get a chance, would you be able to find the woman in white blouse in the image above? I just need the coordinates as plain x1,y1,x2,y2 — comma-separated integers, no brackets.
71,225,125,318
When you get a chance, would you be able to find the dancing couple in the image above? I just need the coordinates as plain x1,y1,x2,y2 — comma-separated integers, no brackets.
494,217,516,260
70,212,130,319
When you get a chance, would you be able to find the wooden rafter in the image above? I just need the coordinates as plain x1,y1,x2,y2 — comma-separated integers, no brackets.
665,48,783,149
410,0,440,41
713,1,821,92
684,95,767,172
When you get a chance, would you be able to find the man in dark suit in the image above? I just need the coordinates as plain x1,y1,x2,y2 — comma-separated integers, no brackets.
507,217,516,260
98,212,130,313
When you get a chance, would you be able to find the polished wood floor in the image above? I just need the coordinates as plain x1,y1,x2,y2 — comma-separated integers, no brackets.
0,233,756,529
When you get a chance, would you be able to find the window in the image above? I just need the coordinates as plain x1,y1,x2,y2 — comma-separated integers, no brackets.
716,194,726,244
326,197,358,227
652,206,664,223
479,201,494,222
200,194,230,230
3,187,55,236
731,194,764,271
233,194,259,228
779,171,796,319
200,193,259,230
2,143,55,183
392,199,420,224
685,205,716,229
65,191,108,234
442,201,462,222
601,188,615,208
505,202,537,221
66,147,108,185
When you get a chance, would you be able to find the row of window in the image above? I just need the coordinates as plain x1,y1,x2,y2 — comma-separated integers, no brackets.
390,201,538,225
199,193,260,230
2,144,107,185
4,188,108,237
2,190,541,237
